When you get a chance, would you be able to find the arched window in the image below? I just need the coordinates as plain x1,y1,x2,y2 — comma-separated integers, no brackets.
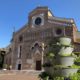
34,43,39,47
19,35,23,42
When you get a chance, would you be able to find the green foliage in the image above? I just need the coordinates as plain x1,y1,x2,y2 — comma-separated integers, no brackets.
54,77,64,80
43,63,53,67
74,52,80,54
53,73,80,80
59,53,72,57
3,64,8,69
58,52,77,58
74,52,80,56
46,53,54,58
48,38,61,55
39,72,49,80
54,64,80,69
39,37,80,80
49,44,61,55
75,57,80,62
70,64,80,68
69,73,80,80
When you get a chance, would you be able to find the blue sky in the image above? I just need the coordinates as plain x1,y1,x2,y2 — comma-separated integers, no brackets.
0,0,80,48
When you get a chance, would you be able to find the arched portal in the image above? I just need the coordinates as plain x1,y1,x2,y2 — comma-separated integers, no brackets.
34,50,42,70
33,49,42,70
31,41,44,71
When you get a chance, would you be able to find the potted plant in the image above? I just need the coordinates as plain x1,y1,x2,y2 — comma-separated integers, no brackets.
55,37,75,66
59,37,71,46
55,38,74,66
54,64,79,77
54,37,80,77
39,37,80,80
39,72,50,80
56,56,75,66
58,46,73,56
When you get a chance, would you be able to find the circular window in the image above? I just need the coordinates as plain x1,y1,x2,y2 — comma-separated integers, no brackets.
35,17,42,25
56,29,62,35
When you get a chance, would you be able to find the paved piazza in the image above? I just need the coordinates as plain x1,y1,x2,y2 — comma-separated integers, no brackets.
0,70,41,80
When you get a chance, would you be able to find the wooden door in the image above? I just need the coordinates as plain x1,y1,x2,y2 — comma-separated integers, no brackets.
36,61,41,70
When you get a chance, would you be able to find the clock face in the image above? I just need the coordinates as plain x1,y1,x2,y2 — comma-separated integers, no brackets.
35,17,42,25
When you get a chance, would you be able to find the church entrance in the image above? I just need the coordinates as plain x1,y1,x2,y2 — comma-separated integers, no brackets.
36,60,41,70
16,59,22,70
18,64,21,70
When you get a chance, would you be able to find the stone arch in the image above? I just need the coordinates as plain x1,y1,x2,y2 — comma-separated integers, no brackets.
31,41,45,70
32,49,42,70
30,41,42,50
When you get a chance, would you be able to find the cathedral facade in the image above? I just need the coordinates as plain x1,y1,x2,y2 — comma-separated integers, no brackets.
4,7,80,70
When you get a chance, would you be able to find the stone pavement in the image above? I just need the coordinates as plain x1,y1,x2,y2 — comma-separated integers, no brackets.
0,70,42,80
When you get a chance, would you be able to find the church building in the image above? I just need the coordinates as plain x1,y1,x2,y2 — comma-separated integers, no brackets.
4,6,80,70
